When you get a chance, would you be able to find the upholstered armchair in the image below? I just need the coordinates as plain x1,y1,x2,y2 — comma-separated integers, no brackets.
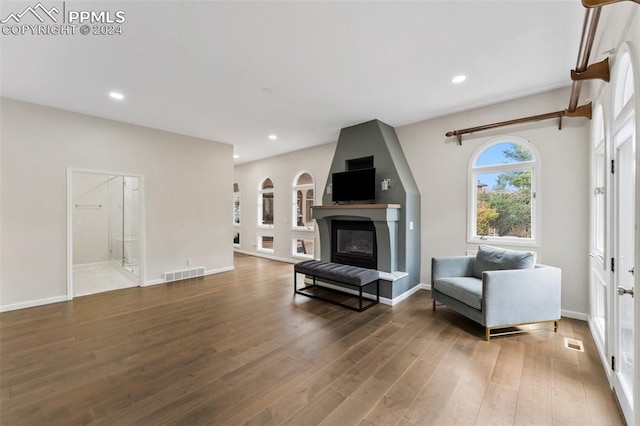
431,245,561,340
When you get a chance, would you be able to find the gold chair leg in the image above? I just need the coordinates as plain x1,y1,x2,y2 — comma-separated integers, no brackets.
485,327,491,341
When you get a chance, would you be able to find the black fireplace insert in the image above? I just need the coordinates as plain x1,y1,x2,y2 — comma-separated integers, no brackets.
331,220,377,270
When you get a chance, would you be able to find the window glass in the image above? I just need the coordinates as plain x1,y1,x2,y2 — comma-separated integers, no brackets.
292,237,314,258
292,172,315,230
469,139,538,244
258,235,274,252
233,183,240,225
258,178,274,227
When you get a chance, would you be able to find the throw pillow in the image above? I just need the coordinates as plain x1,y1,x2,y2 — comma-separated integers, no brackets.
473,244,536,278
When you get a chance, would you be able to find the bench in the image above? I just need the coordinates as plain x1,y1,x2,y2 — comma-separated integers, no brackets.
294,260,380,312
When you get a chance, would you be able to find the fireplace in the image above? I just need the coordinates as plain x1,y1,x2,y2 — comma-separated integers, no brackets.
331,220,377,269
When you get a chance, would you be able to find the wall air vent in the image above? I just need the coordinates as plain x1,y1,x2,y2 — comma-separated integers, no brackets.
164,267,205,283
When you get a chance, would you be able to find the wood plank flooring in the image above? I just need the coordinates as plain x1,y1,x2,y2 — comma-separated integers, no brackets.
0,254,624,425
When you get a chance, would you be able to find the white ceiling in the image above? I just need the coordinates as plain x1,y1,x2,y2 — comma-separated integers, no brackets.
0,1,586,164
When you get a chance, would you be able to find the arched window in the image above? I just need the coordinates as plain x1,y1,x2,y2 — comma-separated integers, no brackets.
292,172,315,258
258,178,274,227
292,172,315,230
468,137,540,245
233,183,240,247
233,183,240,226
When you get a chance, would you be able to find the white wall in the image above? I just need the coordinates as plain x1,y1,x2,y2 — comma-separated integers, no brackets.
1,98,234,309
72,172,109,264
233,143,336,262
397,87,590,316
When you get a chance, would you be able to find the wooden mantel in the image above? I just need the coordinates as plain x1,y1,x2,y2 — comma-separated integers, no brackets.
312,204,401,210
311,204,401,223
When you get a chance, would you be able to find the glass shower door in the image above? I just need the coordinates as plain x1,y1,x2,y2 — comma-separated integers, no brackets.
108,176,124,266
122,176,139,277
108,175,139,278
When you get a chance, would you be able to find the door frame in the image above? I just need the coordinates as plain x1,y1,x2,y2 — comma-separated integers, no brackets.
66,167,146,300
611,116,636,422
607,42,640,425
589,102,611,376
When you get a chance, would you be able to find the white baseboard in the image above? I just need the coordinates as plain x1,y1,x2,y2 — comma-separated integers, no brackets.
388,283,429,306
1,295,68,312
561,309,589,321
144,265,235,287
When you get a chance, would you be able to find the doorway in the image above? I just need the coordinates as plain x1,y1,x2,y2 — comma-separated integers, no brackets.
67,169,144,298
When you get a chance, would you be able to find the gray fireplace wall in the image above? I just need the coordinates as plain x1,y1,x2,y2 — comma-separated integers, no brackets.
321,119,421,297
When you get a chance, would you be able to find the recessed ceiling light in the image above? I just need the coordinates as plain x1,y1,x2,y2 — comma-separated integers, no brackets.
109,91,124,100
451,75,466,84
268,134,277,140
233,155,240,159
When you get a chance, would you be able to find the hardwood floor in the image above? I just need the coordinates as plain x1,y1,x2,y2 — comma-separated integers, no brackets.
1,254,623,425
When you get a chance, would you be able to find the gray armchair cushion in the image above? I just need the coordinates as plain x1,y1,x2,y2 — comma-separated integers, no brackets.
433,277,482,310
473,244,536,279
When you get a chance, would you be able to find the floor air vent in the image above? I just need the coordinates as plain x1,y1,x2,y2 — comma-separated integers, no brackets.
564,337,585,352
164,267,205,283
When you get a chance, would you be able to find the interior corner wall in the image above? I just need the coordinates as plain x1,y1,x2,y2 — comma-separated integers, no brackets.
396,87,591,316
233,143,336,262
0,98,234,308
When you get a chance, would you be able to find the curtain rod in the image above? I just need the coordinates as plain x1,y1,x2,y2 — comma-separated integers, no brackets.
444,0,639,144
568,7,601,111
445,104,592,145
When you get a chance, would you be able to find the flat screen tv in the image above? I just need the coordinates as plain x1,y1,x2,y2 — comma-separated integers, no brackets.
332,168,376,202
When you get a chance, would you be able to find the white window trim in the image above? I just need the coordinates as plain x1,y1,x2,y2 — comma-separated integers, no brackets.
467,136,542,247
291,236,314,259
292,182,315,232
257,233,274,253
258,178,275,229
233,189,240,227
591,103,607,259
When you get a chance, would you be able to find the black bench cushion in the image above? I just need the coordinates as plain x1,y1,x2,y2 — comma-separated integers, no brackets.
294,260,379,286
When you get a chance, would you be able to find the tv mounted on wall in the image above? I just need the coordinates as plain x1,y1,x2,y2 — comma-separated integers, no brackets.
331,168,376,203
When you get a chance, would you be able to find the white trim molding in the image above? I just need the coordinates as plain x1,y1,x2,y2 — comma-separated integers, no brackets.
560,309,589,321
1,295,68,313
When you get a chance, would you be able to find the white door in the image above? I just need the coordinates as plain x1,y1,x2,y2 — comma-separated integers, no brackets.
612,119,635,423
